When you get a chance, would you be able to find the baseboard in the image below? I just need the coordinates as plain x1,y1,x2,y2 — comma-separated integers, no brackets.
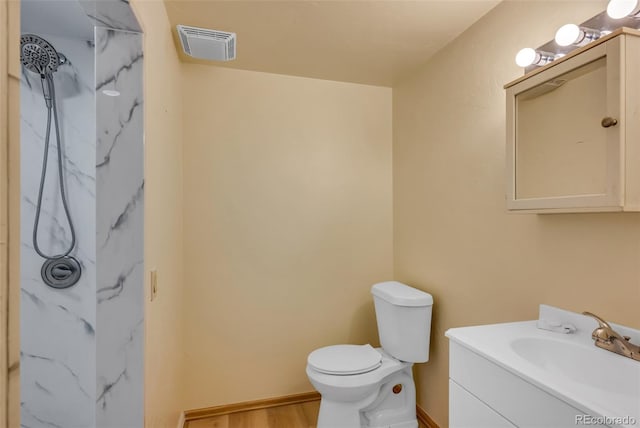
176,411,185,428
416,404,440,428
184,391,321,421
183,391,440,428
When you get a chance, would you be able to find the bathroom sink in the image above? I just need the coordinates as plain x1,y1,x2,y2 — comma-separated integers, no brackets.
446,305,640,427
510,337,640,398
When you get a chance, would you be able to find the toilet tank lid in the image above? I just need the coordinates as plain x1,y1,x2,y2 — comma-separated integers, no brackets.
371,281,433,307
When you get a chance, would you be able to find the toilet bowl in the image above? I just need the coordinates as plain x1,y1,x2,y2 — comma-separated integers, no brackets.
306,281,433,428
307,346,417,427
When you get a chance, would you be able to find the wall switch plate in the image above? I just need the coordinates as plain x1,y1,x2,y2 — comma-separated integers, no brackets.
150,269,158,301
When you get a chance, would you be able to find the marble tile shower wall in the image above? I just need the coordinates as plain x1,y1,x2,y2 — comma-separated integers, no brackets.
21,33,97,428
20,26,143,428
79,0,142,33
95,27,144,427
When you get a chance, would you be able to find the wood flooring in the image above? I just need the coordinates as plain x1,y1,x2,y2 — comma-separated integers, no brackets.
184,400,431,428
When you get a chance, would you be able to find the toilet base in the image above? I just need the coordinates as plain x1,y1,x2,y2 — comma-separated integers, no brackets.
317,392,377,428
361,367,417,428
315,366,418,428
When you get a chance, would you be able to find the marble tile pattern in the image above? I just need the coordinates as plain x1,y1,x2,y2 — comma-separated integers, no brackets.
20,34,97,428
20,26,144,428
79,0,141,33
95,27,144,428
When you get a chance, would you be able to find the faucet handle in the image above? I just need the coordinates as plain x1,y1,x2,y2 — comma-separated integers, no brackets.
582,312,640,361
582,311,612,330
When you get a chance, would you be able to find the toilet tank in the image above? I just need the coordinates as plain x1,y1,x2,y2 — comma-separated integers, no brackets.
371,281,433,363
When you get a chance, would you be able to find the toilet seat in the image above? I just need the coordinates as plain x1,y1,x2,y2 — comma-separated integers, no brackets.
307,344,382,375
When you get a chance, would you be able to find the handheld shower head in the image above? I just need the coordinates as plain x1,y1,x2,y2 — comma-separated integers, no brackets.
20,34,66,76
22,34,80,288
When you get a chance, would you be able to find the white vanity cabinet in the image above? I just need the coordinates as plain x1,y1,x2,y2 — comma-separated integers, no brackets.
449,379,515,428
448,341,608,428
505,28,640,213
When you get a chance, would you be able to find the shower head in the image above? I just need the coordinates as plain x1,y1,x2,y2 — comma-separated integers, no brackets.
20,34,66,76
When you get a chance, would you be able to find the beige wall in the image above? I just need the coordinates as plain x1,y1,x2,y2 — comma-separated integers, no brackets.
393,1,640,426
181,65,393,409
129,1,186,426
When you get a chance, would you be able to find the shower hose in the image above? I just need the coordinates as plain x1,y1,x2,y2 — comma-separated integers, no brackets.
32,73,76,260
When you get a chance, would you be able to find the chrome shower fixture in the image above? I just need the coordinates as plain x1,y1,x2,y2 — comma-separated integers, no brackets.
21,34,67,76
20,34,81,289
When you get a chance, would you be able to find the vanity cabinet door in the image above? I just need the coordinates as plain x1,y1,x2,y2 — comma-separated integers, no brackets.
505,34,633,212
450,380,516,428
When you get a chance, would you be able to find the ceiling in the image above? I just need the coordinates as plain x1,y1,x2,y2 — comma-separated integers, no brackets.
165,0,500,87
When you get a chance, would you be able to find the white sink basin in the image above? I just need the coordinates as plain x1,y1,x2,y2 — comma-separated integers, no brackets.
510,337,640,398
446,305,640,428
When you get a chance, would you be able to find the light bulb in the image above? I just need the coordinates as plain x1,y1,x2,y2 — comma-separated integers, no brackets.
554,24,601,47
515,48,537,67
515,48,555,68
555,24,582,46
607,0,639,18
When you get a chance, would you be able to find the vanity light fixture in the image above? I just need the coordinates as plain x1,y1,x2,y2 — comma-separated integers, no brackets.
554,24,601,47
515,48,556,68
607,0,640,19
516,3,637,77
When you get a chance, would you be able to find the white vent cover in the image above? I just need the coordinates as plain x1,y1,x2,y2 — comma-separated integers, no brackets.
177,25,236,61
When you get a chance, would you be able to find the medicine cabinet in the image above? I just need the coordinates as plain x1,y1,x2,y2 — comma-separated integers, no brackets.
505,28,640,213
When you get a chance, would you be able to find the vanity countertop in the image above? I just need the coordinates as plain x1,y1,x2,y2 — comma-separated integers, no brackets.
446,307,640,428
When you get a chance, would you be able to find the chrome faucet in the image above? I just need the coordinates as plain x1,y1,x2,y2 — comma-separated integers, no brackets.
582,312,640,362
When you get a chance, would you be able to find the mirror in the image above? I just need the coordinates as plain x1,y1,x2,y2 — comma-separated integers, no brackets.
515,57,608,199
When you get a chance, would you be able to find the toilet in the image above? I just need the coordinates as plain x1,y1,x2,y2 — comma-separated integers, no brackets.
306,281,433,428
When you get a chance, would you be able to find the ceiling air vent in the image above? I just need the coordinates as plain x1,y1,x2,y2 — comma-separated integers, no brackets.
177,25,236,61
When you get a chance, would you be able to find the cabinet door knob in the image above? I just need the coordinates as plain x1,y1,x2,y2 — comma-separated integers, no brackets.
601,117,618,128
